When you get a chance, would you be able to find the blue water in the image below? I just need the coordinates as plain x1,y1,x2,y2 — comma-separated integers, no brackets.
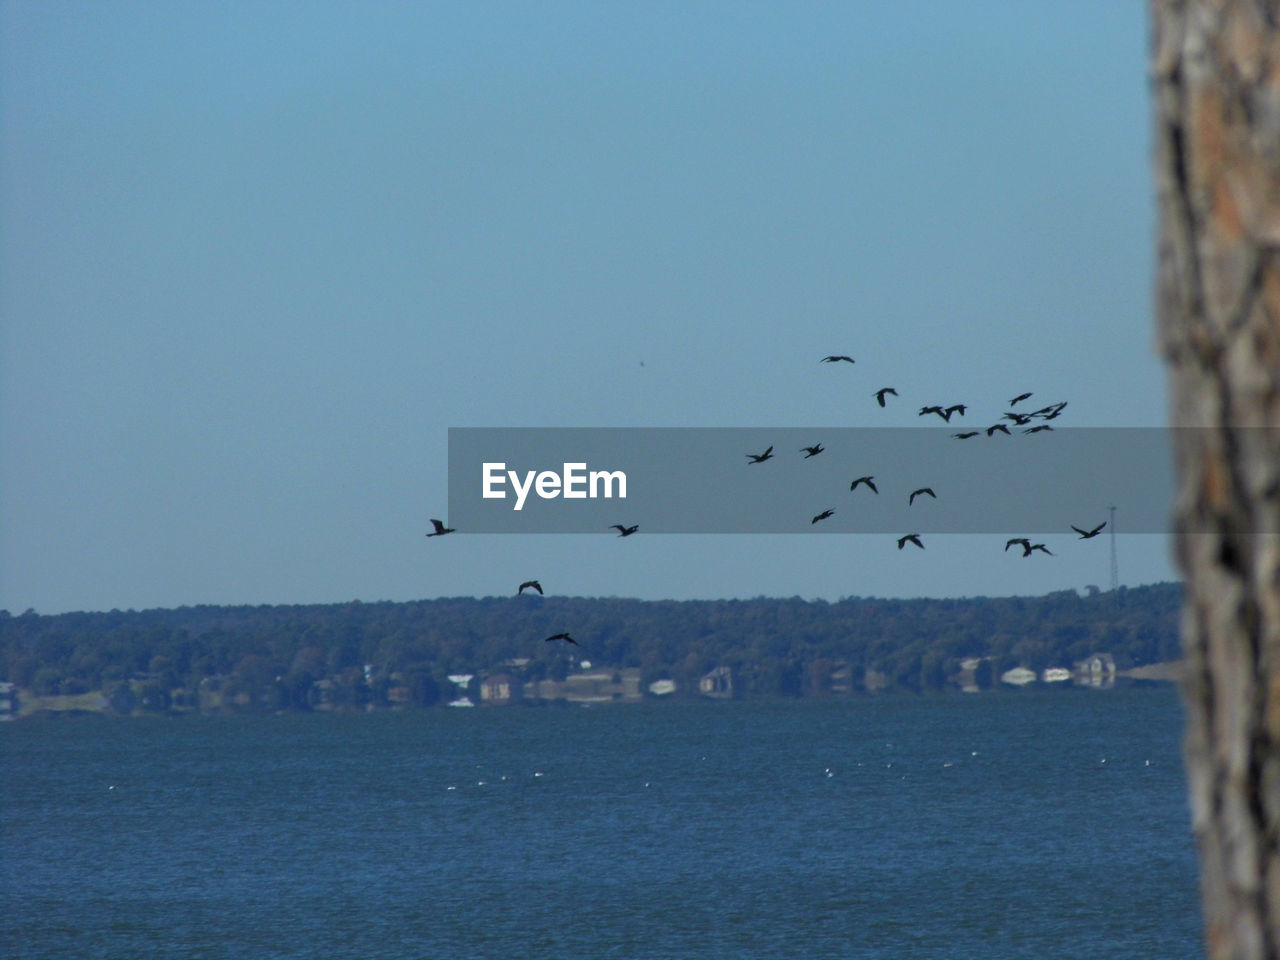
3,688,1202,959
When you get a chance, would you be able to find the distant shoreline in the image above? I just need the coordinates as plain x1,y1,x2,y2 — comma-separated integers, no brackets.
0,584,1185,719
2,663,1184,721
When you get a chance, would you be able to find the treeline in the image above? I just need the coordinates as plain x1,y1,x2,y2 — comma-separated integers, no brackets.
0,583,1181,711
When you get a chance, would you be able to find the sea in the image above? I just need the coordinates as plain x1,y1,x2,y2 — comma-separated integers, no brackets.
3,687,1202,960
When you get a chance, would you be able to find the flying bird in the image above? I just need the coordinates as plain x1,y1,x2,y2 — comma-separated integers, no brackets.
944,404,967,418
1028,543,1054,556
850,476,878,494
611,524,639,537
801,444,825,458
909,487,937,505
1005,537,1032,554
747,446,774,463
518,580,543,595
811,509,835,524
919,405,948,420
874,387,898,407
426,519,455,537
821,355,855,363
952,431,979,440
544,632,579,645
1009,392,1033,406
897,533,924,550
1032,401,1068,419
986,423,1011,436
1072,522,1107,539
1023,424,1054,434
1003,411,1033,425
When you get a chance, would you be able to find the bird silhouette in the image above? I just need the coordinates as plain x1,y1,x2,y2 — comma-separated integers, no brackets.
1072,522,1107,539
611,524,639,537
821,355,855,363
811,509,835,524
850,476,878,494
944,404,967,418
1003,411,1033,425
909,487,936,505
544,632,579,645
1005,538,1032,554
1009,392,1033,406
1028,543,1054,556
874,387,898,407
897,534,924,550
801,444,825,458
986,423,1012,436
919,405,948,420
518,580,543,595
952,431,979,439
426,519,455,537
1023,424,1054,434
747,446,774,463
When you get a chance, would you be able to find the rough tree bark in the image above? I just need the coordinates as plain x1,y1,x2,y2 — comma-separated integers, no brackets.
1151,2,1280,958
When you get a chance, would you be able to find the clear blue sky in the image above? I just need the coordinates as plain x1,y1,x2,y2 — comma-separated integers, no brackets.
1,1,1173,614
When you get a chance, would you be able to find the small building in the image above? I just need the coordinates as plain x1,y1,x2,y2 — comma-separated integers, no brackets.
480,673,521,705
563,668,642,703
524,668,643,704
447,673,476,705
827,662,855,695
699,666,734,699
953,657,992,693
1000,666,1037,687
386,685,413,705
310,678,336,710
1075,653,1117,688
862,668,890,693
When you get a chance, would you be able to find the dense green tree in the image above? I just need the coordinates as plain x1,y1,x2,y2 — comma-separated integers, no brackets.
0,583,1183,710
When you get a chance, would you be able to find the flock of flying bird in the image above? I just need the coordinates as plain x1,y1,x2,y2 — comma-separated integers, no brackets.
427,353,1107,647
753,354,1105,554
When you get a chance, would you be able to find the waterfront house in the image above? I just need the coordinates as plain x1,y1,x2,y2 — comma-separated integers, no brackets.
1000,666,1037,687
648,678,677,696
1075,653,1117,687
525,668,643,704
699,666,734,699
480,673,521,705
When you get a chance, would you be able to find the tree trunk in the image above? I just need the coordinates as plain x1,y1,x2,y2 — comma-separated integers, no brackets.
1151,2,1280,958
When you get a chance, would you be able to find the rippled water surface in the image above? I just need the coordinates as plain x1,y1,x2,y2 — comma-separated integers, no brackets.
3,688,1201,959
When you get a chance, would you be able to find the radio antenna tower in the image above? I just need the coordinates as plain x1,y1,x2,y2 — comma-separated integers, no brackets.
1108,505,1119,592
